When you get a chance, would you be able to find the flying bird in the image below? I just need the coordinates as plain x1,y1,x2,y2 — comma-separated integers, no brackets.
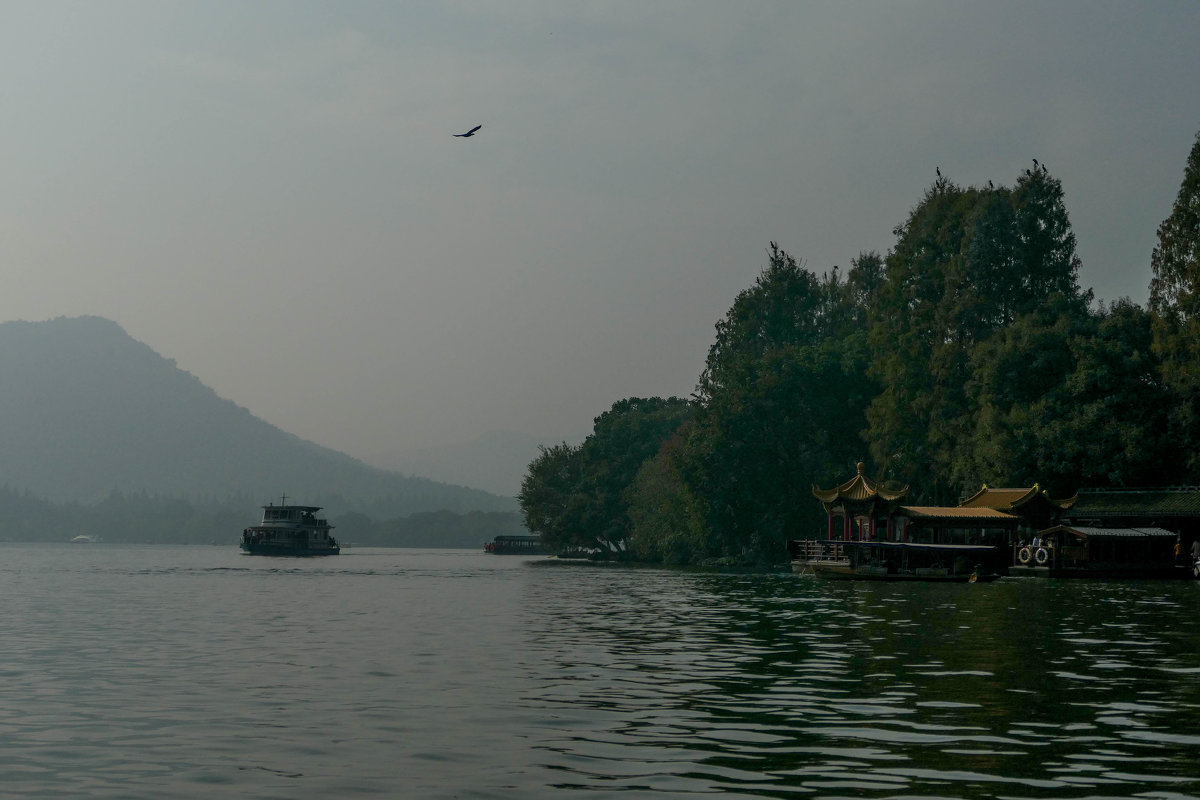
453,125,482,138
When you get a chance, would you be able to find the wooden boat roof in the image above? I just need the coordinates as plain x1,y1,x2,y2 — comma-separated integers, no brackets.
1042,525,1177,540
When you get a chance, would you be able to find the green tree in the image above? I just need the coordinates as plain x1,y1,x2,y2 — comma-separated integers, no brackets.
682,246,878,563
518,398,693,556
1149,130,1200,476
867,171,1087,500
573,397,694,554
518,441,585,553
626,425,709,564
959,299,1175,495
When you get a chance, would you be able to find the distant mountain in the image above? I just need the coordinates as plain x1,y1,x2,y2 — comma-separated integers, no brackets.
0,316,515,517
363,430,563,497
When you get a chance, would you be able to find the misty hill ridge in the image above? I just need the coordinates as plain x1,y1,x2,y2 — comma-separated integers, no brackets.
0,316,515,516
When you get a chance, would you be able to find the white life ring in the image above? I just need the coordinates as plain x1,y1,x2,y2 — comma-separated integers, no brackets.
1017,547,1032,565
1034,547,1049,565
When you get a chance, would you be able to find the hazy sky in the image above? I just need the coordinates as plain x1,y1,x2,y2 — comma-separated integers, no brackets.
3,2,1199,459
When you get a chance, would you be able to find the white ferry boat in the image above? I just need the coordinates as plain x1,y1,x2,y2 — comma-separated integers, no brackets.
241,496,340,556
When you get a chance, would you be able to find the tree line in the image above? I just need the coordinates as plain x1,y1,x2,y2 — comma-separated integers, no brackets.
519,132,1200,567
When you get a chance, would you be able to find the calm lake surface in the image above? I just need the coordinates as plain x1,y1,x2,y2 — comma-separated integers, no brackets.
0,545,1198,799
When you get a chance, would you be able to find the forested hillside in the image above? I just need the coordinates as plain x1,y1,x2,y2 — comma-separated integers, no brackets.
520,133,1200,566
0,316,515,518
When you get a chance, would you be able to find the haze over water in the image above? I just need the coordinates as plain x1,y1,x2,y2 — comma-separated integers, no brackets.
1,545,1197,798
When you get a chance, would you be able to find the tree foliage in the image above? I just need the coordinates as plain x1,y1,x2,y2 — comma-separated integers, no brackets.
1149,131,1200,475
677,247,879,563
866,170,1088,500
518,397,694,555
523,142,1200,566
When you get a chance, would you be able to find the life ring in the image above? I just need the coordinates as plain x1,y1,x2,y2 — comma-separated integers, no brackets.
1034,547,1049,565
1017,547,1032,565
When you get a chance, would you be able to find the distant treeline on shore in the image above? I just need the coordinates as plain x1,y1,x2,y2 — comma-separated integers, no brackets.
519,132,1200,568
0,486,524,548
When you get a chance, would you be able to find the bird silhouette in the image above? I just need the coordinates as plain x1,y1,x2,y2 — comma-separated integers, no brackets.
453,125,482,138
1033,158,1040,168
988,180,994,189
936,166,942,177
1041,163,1048,173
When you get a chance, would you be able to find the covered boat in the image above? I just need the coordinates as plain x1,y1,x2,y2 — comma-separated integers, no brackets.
241,496,340,556
792,463,1016,581
484,535,551,555
1010,524,1192,579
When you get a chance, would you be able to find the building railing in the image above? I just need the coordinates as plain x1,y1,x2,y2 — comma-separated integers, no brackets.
790,538,848,564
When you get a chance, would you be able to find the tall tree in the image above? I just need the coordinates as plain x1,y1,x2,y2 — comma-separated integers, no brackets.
626,426,709,564
1149,130,1200,475
519,398,693,556
866,171,1087,500
518,441,585,552
681,246,877,563
574,397,694,554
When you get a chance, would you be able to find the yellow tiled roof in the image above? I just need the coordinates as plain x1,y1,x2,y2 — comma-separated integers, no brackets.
900,506,1018,520
812,462,908,504
958,484,1076,511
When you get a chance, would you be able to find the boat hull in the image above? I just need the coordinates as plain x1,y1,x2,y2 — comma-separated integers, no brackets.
240,542,340,557
1007,564,1193,580
813,562,999,582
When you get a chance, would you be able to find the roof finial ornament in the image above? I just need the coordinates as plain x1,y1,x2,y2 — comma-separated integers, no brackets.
856,461,866,475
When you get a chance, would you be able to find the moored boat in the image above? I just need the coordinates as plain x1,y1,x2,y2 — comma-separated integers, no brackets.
241,496,340,556
484,535,551,555
812,541,1002,582
794,463,1014,582
1008,524,1193,579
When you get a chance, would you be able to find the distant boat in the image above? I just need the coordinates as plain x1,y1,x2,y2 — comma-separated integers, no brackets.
240,496,340,556
70,535,93,544
484,535,551,555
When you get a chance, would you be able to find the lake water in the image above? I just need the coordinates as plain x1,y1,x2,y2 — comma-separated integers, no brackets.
1,544,1198,799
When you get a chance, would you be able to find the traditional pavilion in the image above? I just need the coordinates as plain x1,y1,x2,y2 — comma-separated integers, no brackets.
958,484,1076,540
812,463,1019,546
812,462,908,540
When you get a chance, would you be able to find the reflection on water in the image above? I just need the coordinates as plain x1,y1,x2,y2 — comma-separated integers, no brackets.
0,545,1196,798
522,568,1200,798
